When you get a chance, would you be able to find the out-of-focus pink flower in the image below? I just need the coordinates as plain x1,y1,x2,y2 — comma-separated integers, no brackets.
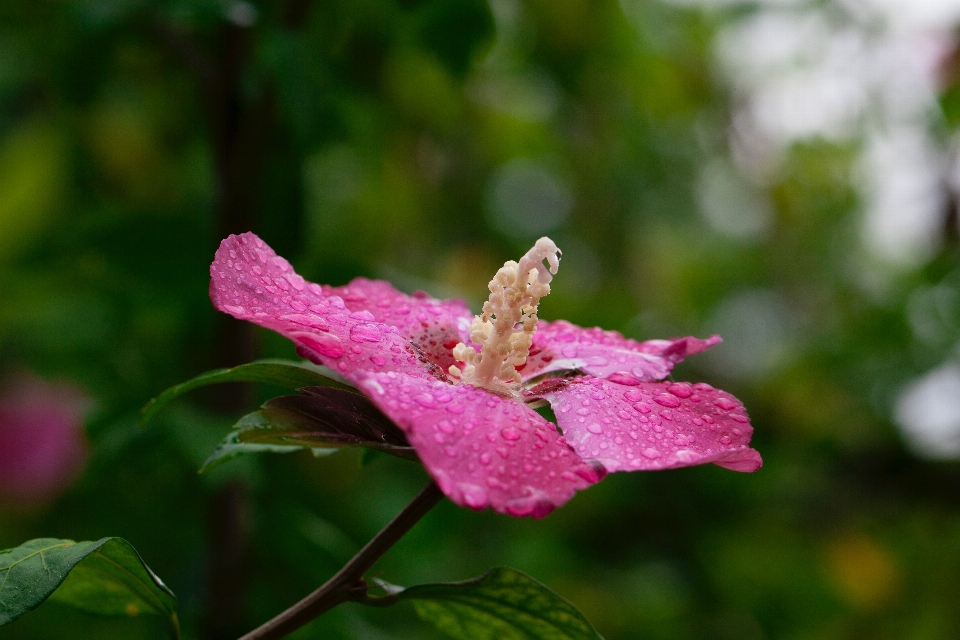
0,376,89,505
211,233,761,518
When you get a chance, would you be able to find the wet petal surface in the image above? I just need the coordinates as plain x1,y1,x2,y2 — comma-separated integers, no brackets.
324,278,473,373
521,320,721,383
210,233,436,381
353,371,604,517
533,376,762,473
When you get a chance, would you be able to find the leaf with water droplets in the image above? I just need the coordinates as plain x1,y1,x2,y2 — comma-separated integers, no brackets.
0,537,179,638
365,567,604,640
140,359,353,426
199,386,417,472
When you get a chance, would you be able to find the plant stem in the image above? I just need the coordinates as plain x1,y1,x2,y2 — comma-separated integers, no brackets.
237,481,444,640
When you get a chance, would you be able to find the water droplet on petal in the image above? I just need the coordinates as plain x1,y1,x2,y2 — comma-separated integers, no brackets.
501,427,521,441
349,324,381,343
586,423,603,435
667,383,693,398
720,436,732,445
461,485,487,508
480,452,492,465
654,393,681,408
371,355,387,366
413,393,438,408
633,401,652,413
715,398,736,410
608,372,640,386
641,448,661,459
294,332,345,358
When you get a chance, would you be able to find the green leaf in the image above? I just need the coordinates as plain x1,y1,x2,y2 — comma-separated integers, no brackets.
358,447,384,468
200,386,417,473
199,410,338,472
377,567,604,640
0,537,179,638
140,358,352,426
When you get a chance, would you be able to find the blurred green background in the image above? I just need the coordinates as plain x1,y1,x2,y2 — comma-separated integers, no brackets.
3,0,960,638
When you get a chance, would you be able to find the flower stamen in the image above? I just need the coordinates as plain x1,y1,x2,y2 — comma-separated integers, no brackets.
449,237,560,396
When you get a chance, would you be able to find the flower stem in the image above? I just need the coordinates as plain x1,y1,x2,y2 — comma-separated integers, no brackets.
237,481,444,640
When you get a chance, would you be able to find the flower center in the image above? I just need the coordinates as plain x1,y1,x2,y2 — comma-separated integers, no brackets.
448,237,560,395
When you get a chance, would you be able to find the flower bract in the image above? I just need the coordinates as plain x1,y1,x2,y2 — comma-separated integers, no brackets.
211,233,762,518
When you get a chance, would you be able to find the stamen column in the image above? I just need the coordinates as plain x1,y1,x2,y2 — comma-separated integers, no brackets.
449,237,560,396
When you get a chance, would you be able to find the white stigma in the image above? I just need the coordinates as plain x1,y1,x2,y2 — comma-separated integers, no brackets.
448,237,560,396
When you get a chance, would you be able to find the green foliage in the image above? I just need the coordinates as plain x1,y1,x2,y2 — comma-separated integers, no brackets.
140,359,352,426
0,538,178,638
395,567,604,640
200,386,417,472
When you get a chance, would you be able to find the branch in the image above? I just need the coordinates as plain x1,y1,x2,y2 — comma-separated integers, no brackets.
237,481,445,640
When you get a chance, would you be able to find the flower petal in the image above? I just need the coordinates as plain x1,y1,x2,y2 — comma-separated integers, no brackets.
0,376,89,504
324,278,473,373
210,233,437,380
353,371,605,518
520,320,721,383
532,377,762,473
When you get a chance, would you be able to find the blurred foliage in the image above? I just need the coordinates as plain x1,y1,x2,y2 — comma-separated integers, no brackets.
1,0,960,639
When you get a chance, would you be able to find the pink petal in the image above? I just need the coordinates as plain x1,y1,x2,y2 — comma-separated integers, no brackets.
210,233,438,381
0,376,89,504
352,371,605,518
532,376,762,473
520,320,721,383
324,278,474,374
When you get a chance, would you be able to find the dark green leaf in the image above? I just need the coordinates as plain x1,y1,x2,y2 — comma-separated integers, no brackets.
200,386,417,472
0,537,178,638
140,358,352,426
375,567,604,640
358,447,384,468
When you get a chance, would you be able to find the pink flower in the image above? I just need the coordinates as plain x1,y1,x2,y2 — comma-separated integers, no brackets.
211,233,761,518
0,376,89,505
